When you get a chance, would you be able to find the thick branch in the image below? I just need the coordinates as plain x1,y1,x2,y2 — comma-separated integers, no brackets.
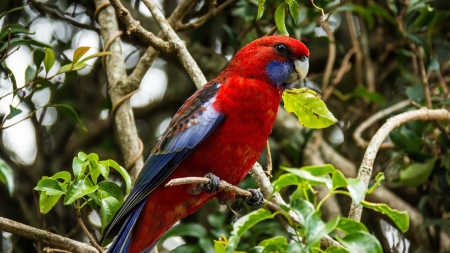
94,0,144,182
0,217,98,253
349,108,450,221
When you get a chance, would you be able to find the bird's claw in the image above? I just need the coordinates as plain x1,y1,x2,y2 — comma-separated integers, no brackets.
244,189,264,206
203,173,221,193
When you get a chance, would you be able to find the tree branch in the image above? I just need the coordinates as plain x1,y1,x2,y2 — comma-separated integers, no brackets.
0,217,98,253
349,108,450,222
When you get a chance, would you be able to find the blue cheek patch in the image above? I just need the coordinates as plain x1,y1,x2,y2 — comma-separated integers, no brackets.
266,61,293,86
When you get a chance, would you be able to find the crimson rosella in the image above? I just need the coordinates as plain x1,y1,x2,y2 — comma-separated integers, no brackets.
101,35,309,253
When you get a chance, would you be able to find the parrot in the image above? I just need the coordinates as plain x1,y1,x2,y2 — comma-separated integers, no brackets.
101,35,309,253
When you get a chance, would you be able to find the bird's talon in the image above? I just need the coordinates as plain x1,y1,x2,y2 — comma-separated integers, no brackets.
203,173,221,193
244,189,264,206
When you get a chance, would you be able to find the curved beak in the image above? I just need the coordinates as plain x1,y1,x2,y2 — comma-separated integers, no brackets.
284,58,309,84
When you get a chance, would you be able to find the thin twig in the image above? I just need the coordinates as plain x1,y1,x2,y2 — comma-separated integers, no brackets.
353,100,411,149
349,108,450,222
321,19,336,92
265,141,273,178
76,200,104,253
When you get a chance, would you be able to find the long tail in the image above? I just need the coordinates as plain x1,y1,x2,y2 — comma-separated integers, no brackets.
105,201,146,253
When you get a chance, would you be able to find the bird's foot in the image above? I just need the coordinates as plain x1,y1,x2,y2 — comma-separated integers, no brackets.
203,173,221,193
189,173,221,195
244,189,264,206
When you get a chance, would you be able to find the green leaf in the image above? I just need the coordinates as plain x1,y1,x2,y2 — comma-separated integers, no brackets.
389,126,423,153
0,24,30,41
302,164,336,176
288,1,300,23
7,105,22,120
325,246,350,253
97,181,124,204
72,157,85,178
337,231,382,253
51,171,72,182
43,48,55,74
33,49,46,69
400,159,436,187
283,88,337,129
283,167,332,189
0,38,51,53
162,223,207,242
72,46,91,63
335,217,369,234
79,51,112,63
100,196,121,232
272,173,303,192
256,0,266,20
258,236,287,249
108,160,131,194
39,193,63,214
2,64,17,91
362,201,409,233
64,177,98,205
0,4,27,20
98,161,110,179
305,212,328,247
347,178,365,204
171,244,200,253
78,152,88,161
57,62,88,73
34,178,67,195
332,170,348,190
275,3,289,36
352,87,385,104
366,172,384,194
291,198,315,225
25,65,35,83
226,209,276,253
48,104,86,131
0,158,14,195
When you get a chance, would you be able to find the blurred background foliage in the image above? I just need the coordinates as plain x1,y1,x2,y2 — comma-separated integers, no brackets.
0,0,450,252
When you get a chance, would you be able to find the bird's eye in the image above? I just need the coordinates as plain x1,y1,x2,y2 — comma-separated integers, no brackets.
300,55,308,62
275,44,288,54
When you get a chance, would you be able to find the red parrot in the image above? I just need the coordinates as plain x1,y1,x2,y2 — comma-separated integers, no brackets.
101,35,309,252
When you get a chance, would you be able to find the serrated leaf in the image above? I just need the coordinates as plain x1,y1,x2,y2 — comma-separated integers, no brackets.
400,159,436,187
39,193,62,214
64,177,97,205
7,105,22,120
0,24,30,41
275,3,289,36
73,46,91,63
226,209,276,253
43,48,55,74
335,217,369,234
288,1,300,23
108,160,131,194
48,104,86,131
362,201,409,233
97,181,124,204
283,88,337,129
33,49,46,69
347,178,365,204
0,158,14,195
100,196,121,232
336,231,382,253
34,178,67,195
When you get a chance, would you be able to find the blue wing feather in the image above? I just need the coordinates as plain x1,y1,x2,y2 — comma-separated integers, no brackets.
102,82,224,250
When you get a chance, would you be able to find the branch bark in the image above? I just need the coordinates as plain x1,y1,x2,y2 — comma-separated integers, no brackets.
349,108,450,222
0,217,98,253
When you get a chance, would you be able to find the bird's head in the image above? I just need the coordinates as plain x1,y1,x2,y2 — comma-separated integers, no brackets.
224,35,309,90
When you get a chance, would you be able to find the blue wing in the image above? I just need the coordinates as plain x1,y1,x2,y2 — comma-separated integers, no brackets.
102,81,224,250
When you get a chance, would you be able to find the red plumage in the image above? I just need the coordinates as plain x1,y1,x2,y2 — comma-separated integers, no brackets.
103,35,309,253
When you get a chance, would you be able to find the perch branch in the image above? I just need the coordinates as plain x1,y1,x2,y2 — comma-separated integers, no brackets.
0,217,98,253
349,108,450,222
